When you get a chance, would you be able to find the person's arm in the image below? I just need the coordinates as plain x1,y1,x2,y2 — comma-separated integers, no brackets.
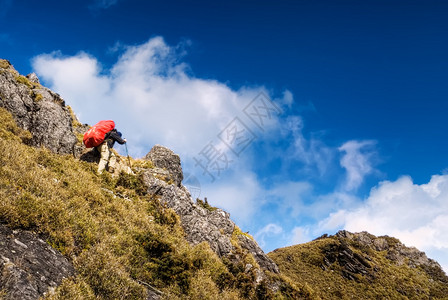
109,131,126,145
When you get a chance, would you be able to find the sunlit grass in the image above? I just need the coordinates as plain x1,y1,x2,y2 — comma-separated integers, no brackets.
2,107,305,299
269,235,448,299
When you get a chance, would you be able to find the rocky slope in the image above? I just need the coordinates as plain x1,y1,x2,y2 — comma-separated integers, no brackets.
1,58,447,299
0,59,291,299
0,59,77,154
269,230,448,299
0,59,279,276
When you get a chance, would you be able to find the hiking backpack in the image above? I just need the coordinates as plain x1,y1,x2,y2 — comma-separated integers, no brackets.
83,120,115,148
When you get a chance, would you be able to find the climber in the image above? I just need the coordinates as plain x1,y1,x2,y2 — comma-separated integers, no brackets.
97,128,127,174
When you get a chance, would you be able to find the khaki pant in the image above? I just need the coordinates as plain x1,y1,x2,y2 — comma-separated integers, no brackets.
97,142,117,174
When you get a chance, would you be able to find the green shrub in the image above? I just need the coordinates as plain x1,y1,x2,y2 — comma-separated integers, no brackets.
43,278,96,300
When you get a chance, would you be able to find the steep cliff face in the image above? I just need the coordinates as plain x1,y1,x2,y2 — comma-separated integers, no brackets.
0,59,77,154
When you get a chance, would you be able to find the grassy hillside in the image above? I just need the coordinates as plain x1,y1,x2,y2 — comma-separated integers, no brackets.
4,104,447,299
269,232,448,299
0,107,308,299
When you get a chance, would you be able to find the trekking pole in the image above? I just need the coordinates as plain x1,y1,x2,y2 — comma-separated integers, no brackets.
125,143,131,168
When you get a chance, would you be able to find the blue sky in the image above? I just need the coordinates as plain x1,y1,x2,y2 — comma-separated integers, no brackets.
2,0,448,272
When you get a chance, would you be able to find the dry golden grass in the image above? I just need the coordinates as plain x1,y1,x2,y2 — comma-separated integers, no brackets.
1,107,315,299
0,107,251,299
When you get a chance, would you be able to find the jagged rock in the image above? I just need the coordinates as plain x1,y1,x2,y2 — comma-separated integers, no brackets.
26,73,40,84
320,238,373,281
143,173,236,257
0,224,75,300
373,237,388,251
0,59,77,154
336,230,443,271
145,145,183,187
73,122,91,158
237,234,280,273
141,145,279,274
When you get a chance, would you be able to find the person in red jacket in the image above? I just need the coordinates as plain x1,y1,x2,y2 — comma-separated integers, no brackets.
97,129,126,174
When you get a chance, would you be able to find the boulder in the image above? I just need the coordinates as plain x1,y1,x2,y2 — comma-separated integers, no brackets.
144,145,183,186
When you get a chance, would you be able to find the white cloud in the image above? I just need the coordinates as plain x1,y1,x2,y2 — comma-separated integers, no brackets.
202,171,262,223
255,223,283,248
339,140,378,191
280,90,293,108
290,226,312,245
319,175,448,273
32,37,280,159
266,180,313,217
32,52,111,123
283,115,333,176
309,192,359,220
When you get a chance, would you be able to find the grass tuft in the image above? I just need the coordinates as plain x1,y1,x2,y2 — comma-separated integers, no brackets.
15,74,40,89
0,107,32,142
196,198,218,212
0,59,11,69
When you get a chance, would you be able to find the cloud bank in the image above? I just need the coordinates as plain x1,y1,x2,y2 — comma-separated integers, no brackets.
32,37,280,159
32,37,288,226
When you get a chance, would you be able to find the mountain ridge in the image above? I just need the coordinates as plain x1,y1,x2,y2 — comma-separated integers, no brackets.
269,230,448,299
1,58,447,299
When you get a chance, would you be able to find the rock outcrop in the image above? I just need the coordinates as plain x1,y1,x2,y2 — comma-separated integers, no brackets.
320,235,374,281
309,230,448,284
145,145,183,187
0,59,77,154
0,224,75,300
141,145,280,274
336,231,442,268
334,230,448,283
